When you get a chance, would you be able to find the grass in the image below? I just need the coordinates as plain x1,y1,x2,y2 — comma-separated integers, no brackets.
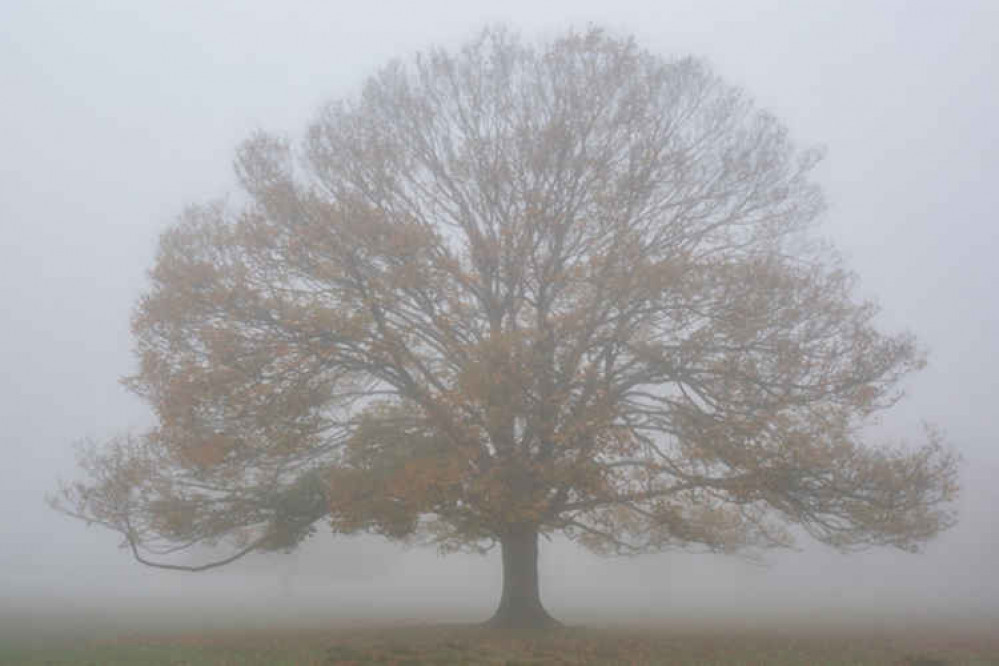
1,618,998,665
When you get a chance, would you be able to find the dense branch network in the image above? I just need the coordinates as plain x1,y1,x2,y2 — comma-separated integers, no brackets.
53,27,958,570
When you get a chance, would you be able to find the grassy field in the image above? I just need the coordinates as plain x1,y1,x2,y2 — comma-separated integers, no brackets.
2,617,998,666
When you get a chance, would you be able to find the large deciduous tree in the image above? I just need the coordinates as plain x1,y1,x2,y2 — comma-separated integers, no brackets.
53,27,958,629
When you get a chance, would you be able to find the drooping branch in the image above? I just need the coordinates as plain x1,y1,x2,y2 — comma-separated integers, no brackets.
124,529,270,572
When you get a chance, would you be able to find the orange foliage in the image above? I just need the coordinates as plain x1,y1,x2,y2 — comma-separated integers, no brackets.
55,27,958,575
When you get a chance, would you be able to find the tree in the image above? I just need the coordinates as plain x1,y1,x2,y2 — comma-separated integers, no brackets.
53,27,959,629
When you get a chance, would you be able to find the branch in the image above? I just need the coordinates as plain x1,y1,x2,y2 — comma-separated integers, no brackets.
124,525,269,572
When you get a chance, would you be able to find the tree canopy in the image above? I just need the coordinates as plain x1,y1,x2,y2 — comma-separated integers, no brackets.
54,27,958,628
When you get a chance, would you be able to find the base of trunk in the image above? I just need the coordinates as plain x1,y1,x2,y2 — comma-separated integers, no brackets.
485,527,561,630
484,599,562,630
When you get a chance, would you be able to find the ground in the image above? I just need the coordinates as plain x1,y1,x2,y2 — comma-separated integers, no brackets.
2,613,998,665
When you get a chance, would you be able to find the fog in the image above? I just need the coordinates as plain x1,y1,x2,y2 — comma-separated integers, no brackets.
2,0,997,631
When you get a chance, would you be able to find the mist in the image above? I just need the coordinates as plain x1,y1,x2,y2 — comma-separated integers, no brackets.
2,0,997,639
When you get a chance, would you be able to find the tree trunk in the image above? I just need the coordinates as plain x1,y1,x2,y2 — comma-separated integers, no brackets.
485,527,560,630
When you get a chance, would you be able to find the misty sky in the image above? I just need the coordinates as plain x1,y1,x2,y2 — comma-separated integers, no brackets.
1,1,997,623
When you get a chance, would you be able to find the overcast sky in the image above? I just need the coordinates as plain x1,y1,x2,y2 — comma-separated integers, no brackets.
1,0,997,625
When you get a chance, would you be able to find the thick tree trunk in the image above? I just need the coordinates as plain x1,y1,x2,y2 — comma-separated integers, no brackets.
485,527,560,630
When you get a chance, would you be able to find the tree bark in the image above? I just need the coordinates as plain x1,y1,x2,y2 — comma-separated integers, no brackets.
485,527,560,630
